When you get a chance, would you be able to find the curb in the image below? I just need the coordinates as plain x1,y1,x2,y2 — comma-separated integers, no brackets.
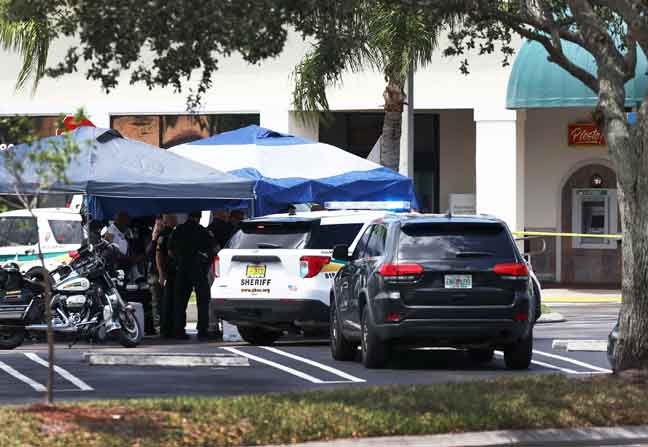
268,425,648,447
543,297,621,304
552,339,607,352
83,351,249,367
536,312,566,324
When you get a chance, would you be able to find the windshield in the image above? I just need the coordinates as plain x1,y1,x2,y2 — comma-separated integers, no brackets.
0,217,38,247
49,220,83,244
399,223,516,261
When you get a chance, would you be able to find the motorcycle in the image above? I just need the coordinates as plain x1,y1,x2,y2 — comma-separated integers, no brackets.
0,240,143,349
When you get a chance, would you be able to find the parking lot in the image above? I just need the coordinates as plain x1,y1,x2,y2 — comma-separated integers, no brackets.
0,303,615,405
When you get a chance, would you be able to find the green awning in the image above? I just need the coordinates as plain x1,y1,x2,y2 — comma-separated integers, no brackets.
506,40,648,109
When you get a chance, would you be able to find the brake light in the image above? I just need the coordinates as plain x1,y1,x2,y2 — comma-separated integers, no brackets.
379,263,423,277
213,255,220,277
68,250,80,260
513,312,529,321
385,312,404,322
493,263,529,277
299,256,331,278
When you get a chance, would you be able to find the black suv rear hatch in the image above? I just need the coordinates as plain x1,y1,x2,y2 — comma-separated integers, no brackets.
397,221,523,306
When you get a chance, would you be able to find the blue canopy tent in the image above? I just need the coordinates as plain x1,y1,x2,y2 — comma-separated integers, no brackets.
170,125,418,216
0,127,255,219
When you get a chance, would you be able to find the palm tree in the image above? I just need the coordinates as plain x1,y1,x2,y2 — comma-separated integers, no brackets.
292,1,449,171
0,18,50,91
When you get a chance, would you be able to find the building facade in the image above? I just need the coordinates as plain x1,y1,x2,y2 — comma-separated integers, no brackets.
2,33,645,286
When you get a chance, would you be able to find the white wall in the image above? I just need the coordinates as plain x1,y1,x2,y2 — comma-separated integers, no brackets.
0,31,520,133
524,108,612,229
438,109,476,212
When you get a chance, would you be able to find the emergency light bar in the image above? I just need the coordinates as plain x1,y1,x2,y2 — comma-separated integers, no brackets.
324,201,411,211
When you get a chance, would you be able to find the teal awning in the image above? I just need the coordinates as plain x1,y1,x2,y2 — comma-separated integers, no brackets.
507,40,648,109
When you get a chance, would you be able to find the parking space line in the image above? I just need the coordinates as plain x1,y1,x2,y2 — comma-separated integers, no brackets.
532,349,612,373
222,347,326,384
260,347,366,383
24,353,94,391
494,351,579,374
0,360,47,392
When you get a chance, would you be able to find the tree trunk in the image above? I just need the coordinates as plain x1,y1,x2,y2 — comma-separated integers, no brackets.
609,107,648,372
380,82,405,171
599,79,648,372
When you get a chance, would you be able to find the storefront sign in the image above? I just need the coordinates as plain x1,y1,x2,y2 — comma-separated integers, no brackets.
568,123,605,146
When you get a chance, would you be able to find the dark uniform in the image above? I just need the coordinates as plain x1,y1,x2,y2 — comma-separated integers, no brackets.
207,217,234,251
157,226,176,337
169,217,213,338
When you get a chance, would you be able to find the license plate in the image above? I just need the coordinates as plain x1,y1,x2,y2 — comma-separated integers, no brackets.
246,264,266,278
444,274,472,289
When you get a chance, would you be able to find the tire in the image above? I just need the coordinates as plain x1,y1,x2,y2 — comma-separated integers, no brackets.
504,329,533,370
361,309,386,369
237,326,282,346
330,299,357,361
118,310,143,348
533,282,542,323
468,348,494,363
0,329,25,350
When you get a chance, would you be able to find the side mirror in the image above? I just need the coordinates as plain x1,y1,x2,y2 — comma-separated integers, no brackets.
332,244,350,262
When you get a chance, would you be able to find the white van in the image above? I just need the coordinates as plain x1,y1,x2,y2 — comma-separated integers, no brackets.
0,208,83,270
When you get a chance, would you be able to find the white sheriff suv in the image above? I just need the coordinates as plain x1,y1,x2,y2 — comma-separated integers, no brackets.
212,209,390,345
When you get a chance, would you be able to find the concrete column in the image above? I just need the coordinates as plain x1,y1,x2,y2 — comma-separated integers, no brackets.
399,63,415,177
474,108,525,232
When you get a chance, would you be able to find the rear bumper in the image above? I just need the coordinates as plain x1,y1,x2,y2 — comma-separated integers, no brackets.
213,298,329,325
373,318,530,347
370,293,532,347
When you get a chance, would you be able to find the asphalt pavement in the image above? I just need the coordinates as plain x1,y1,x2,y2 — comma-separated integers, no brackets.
0,303,618,405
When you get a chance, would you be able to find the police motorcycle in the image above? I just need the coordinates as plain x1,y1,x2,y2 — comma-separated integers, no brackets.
0,240,143,349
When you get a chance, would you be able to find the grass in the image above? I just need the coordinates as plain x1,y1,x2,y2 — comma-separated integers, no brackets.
541,303,553,314
2,375,648,446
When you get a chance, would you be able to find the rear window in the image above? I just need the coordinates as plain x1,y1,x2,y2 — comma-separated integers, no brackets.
307,223,363,249
398,223,516,260
226,222,364,250
0,217,38,246
227,222,312,249
49,220,83,244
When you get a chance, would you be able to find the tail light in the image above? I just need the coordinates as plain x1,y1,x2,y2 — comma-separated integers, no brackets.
300,256,331,278
378,263,423,282
513,312,529,321
213,256,220,277
493,263,529,278
68,250,80,260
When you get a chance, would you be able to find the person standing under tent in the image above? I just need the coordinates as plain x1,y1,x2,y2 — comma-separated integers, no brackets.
156,214,178,338
207,210,234,252
169,211,213,341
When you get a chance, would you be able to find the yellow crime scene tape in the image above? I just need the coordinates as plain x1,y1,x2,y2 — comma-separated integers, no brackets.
512,231,622,239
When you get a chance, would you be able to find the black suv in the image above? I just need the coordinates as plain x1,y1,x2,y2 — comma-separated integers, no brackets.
330,214,537,369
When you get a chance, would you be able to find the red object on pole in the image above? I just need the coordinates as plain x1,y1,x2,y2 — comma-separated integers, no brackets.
55,115,96,135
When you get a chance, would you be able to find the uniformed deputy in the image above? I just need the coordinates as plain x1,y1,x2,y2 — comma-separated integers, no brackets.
156,214,177,338
168,211,213,341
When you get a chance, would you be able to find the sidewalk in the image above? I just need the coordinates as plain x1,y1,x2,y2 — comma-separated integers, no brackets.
542,288,621,304
270,425,648,447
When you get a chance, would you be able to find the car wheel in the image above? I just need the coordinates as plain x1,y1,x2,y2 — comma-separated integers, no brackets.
0,329,25,350
237,325,282,346
504,329,533,370
468,348,494,363
361,309,386,369
330,299,357,361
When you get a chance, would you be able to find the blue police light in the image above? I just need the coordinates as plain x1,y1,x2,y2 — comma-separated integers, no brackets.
324,201,411,211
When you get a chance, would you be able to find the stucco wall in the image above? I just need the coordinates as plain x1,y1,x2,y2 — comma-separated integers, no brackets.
0,32,519,132
524,108,612,229
438,109,476,212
